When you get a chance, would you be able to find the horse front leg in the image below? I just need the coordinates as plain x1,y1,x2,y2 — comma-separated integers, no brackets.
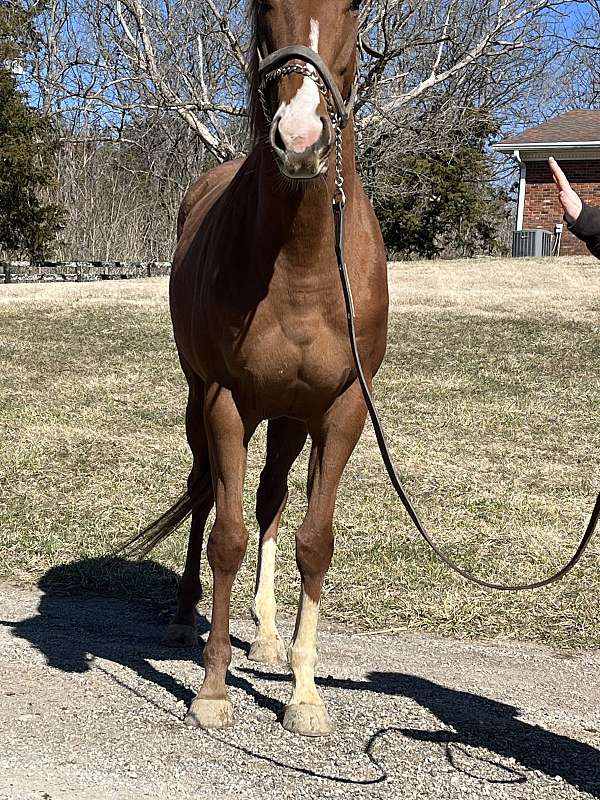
250,417,308,666
185,383,253,730
284,382,367,737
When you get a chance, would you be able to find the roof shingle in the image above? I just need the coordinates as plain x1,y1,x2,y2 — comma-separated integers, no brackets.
500,110,600,146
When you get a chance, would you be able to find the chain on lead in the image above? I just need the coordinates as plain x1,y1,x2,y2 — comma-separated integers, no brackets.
258,64,335,123
258,62,345,206
333,117,346,207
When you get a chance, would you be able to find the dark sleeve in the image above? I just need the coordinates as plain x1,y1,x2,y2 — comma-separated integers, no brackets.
567,203,600,259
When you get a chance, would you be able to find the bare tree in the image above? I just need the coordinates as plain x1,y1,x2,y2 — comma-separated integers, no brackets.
29,0,249,159
17,0,580,259
28,0,569,157
554,0,600,108
53,116,206,260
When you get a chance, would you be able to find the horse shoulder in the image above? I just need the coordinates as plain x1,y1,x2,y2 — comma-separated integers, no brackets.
176,158,246,241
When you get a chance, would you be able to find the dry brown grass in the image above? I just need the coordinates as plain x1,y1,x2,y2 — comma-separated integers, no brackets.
389,255,600,321
1,258,599,647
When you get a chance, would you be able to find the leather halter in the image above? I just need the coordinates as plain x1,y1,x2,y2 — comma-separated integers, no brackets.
257,44,358,129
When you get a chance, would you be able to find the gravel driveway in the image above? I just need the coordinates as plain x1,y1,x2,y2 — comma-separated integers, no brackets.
0,581,599,800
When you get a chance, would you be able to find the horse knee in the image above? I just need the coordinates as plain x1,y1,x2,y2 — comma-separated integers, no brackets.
207,517,249,574
295,524,333,579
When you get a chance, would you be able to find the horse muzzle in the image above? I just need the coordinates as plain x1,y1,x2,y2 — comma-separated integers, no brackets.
270,113,333,180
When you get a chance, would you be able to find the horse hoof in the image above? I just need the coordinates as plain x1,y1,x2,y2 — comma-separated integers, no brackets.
163,623,198,647
185,698,234,730
248,636,287,666
282,703,334,737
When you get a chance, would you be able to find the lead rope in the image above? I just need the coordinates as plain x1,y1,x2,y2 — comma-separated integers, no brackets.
331,127,600,591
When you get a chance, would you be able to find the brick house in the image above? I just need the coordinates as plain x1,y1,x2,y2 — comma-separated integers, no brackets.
494,110,600,255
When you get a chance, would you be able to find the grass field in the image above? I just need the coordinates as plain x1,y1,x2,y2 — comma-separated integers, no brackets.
1,256,599,647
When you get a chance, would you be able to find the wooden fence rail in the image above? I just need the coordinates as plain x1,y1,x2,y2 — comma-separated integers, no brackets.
1,261,172,284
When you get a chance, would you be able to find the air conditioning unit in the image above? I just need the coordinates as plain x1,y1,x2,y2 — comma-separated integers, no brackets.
512,229,553,258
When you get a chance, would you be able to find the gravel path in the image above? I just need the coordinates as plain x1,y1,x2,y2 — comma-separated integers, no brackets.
0,581,599,800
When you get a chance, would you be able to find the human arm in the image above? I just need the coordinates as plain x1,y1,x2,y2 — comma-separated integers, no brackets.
549,157,600,259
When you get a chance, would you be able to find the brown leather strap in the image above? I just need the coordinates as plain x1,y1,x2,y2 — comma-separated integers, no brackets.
258,45,356,127
333,197,600,592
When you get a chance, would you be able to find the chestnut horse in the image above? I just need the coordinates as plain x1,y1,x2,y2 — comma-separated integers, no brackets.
125,0,385,737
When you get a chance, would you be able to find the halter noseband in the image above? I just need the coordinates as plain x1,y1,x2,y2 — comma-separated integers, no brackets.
257,44,358,129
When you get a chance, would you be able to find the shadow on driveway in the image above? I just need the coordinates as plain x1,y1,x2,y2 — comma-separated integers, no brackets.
239,665,600,797
3,558,599,794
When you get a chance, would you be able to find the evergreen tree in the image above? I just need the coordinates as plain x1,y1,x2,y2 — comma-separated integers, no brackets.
0,2,64,261
373,108,508,260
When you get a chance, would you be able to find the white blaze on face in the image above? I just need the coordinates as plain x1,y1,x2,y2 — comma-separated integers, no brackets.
276,19,323,154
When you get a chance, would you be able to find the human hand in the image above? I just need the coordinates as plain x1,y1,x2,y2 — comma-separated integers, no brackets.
549,157,583,223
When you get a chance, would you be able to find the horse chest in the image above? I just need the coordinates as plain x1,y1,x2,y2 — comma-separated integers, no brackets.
226,309,352,415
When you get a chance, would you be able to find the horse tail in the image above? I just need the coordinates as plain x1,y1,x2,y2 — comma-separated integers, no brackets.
116,473,213,559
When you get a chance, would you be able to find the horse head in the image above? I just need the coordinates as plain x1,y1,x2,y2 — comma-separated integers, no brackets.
254,0,362,181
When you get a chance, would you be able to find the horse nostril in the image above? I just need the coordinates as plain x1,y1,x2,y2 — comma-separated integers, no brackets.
269,112,331,178
276,111,324,154
272,120,286,153
316,116,333,152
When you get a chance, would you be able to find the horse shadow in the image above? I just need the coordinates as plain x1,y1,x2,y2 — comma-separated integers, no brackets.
2,557,283,717
4,559,599,794
240,665,600,796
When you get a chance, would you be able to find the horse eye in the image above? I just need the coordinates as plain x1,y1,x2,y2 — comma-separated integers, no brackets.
349,0,362,15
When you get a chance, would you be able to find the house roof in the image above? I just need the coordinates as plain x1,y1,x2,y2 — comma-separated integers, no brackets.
493,110,600,156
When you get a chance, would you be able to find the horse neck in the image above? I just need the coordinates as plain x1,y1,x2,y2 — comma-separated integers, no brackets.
254,124,358,259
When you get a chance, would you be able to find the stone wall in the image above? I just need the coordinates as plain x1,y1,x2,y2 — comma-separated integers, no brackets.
0,261,172,284
523,159,600,256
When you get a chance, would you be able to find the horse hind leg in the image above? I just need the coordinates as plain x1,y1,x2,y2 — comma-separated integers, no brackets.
249,417,307,666
165,377,214,647
165,486,212,646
